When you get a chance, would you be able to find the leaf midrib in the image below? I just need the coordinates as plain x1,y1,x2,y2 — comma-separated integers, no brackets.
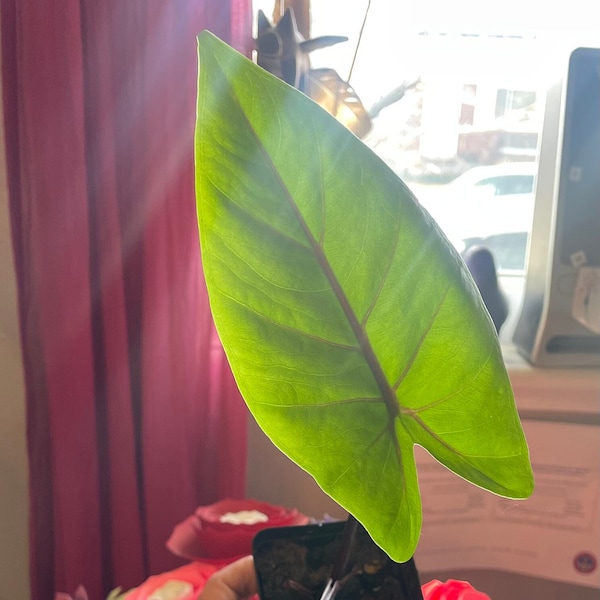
227,85,401,425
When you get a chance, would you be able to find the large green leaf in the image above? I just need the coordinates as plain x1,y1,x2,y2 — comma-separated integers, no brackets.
195,32,534,562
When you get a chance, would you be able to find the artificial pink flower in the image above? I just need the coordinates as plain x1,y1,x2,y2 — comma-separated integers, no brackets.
119,561,226,600
166,498,308,561
55,586,89,600
421,579,492,600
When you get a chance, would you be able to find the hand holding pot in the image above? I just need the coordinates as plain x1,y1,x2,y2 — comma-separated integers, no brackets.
199,556,257,600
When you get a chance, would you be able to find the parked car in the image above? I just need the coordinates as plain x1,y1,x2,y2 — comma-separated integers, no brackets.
418,161,537,271
446,161,537,197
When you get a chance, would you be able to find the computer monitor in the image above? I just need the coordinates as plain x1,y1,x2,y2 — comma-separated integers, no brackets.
514,46,600,367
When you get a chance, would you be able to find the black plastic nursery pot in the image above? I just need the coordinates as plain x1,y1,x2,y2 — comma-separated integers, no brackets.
253,520,424,600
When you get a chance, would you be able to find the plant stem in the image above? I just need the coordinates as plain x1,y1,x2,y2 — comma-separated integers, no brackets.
331,513,360,583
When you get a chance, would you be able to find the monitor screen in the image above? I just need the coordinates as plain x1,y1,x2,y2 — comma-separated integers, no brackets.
558,47,600,267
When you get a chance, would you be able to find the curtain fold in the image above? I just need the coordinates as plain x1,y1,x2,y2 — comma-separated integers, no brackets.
0,0,252,597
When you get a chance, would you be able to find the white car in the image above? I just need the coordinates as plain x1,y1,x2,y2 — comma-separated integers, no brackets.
418,162,537,271
445,161,537,197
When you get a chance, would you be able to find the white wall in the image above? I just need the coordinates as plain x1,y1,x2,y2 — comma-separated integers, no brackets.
0,28,31,599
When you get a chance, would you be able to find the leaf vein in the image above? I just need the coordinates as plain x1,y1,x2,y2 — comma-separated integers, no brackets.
393,282,452,392
361,220,402,328
254,396,384,408
205,176,311,251
405,340,494,414
215,285,361,351
328,426,388,489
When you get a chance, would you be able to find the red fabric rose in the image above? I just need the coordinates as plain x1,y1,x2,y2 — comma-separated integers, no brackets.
421,579,492,600
166,498,309,561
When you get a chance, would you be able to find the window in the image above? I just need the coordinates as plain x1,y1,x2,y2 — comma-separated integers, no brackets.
252,0,595,344
495,89,537,120
301,1,553,342
459,84,477,126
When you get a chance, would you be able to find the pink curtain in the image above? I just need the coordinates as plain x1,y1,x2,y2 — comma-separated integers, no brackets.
1,1,252,597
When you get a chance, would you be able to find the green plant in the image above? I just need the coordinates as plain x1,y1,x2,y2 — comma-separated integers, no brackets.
194,32,534,564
